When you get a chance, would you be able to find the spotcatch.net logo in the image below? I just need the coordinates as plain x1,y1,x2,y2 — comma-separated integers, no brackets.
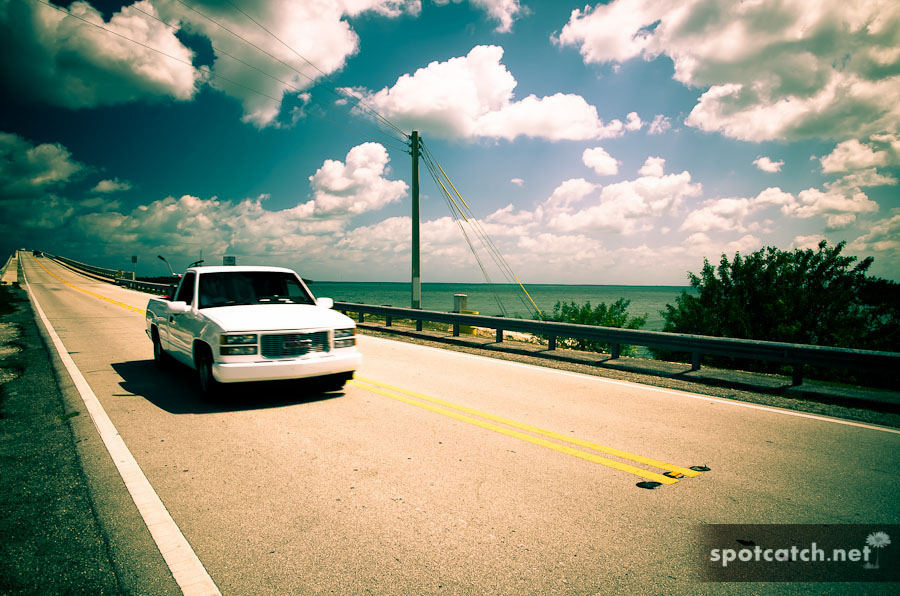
700,524,900,582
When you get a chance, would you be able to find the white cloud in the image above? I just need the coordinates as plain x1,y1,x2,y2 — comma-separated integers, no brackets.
582,147,619,176
848,214,900,253
826,168,898,192
0,1,422,127
433,0,527,33
786,187,879,230
337,216,410,257
510,178,524,187
648,114,671,135
556,0,900,143
158,0,367,128
0,132,84,198
791,234,828,251
362,45,631,141
753,156,784,173
341,0,422,18
638,156,665,177
546,169,702,235
92,178,133,194
781,169,894,229
307,143,408,216
543,178,599,209
684,233,763,261
476,92,625,141
819,138,892,173
75,193,339,259
678,186,795,235
625,111,643,131
751,187,794,209
680,197,750,233
1,1,203,109
55,141,407,267
484,203,534,226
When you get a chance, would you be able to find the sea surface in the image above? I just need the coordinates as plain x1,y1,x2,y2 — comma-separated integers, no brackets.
306,282,694,331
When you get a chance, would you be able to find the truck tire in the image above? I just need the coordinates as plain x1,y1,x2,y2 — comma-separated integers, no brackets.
151,328,170,369
319,372,353,392
196,348,222,398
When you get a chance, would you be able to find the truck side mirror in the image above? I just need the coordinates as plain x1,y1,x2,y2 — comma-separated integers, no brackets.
166,301,192,314
316,297,334,309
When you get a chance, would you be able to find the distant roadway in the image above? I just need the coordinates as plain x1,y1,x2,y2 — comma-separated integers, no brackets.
18,253,900,595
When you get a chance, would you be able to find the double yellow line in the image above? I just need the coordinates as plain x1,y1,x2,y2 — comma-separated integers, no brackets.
32,258,146,315
351,376,703,485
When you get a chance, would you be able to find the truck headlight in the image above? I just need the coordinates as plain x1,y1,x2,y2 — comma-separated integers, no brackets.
221,334,258,345
220,334,258,356
333,328,356,348
220,345,258,356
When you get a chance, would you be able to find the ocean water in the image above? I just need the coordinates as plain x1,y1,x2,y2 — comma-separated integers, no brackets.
307,282,694,331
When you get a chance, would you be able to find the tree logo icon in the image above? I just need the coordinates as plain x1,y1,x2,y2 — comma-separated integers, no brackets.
863,531,891,570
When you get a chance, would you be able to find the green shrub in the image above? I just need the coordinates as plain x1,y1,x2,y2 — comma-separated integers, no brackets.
654,241,900,383
537,298,647,355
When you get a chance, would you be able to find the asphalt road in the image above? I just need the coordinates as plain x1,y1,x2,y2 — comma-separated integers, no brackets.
16,254,900,595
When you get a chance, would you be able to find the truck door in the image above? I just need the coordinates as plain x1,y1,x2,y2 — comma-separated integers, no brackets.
167,271,196,363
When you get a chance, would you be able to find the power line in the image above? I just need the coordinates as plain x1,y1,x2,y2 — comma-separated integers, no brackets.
172,0,407,142
30,0,408,153
221,0,408,138
131,2,407,150
31,0,281,102
420,150,508,315
419,140,541,317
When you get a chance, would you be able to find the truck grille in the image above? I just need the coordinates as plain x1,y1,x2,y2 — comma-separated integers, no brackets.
260,332,330,359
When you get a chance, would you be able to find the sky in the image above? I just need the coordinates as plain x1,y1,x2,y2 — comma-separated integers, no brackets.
1,0,898,285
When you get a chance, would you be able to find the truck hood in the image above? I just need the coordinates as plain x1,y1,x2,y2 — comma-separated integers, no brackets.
201,304,354,332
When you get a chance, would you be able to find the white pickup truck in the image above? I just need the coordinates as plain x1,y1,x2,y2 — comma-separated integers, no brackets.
145,265,361,396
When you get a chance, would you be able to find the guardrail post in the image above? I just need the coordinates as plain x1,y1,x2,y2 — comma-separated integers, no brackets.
691,352,702,371
359,311,365,323
610,344,621,359
792,364,803,386
452,323,460,336
496,329,503,343
386,316,392,327
548,336,556,351
416,319,423,331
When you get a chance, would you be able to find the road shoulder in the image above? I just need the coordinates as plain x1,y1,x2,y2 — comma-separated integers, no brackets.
0,283,179,595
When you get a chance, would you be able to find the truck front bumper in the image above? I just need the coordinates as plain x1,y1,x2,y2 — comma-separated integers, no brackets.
212,351,362,383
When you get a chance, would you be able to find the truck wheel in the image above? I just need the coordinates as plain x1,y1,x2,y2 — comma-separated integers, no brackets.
196,350,222,398
320,372,352,392
152,330,170,369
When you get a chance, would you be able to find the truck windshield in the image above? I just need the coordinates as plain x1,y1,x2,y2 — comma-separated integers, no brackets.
197,272,316,309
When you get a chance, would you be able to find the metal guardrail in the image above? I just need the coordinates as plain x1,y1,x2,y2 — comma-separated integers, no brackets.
334,301,900,385
42,252,174,295
1,253,13,277
116,278,175,295
43,252,134,281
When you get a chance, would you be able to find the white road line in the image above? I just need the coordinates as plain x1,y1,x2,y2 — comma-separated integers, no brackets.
359,335,900,436
23,264,222,596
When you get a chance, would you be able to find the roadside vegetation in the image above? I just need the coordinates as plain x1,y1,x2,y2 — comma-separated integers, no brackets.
0,283,23,316
536,298,648,356
653,241,900,384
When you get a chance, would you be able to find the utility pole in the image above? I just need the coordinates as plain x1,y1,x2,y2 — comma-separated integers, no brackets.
411,130,421,309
